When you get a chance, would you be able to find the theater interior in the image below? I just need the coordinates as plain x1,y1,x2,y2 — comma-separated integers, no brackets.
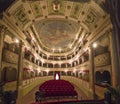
0,0,120,104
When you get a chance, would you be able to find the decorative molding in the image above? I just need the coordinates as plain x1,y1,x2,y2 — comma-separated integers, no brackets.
94,52,111,67
29,1,43,18
13,5,30,27
2,49,18,64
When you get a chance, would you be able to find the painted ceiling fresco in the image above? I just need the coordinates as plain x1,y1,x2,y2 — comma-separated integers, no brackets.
4,0,107,53
34,19,80,49
8,0,105,30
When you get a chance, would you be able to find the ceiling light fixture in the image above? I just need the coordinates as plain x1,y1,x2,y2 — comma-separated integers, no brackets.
92,42,98,48
14,38,19,43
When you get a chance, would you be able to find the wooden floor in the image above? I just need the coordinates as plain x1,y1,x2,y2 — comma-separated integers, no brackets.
17,85,89,104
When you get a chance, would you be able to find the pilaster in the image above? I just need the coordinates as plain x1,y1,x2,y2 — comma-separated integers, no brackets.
0,25,7,82
89,46,96,99
16,41,24,98
109,31,120,87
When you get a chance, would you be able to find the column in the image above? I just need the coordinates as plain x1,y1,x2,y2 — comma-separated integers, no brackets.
59,63,61,68
106,0,120,87
73,71,76,77
42,62,43,67
0,25,7,82
64,71,66,76
53,63,55,68
66,63,67,68
47,63,48,68
16,40,24,98
78,60,79,65
41,71,43,77
47,55,49,60
109,31,120,87
89,46,96,99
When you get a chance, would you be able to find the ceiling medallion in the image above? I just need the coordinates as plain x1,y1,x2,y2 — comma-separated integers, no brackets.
52,0,61,12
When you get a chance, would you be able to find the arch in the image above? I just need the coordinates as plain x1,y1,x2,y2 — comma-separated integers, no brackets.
95,70,111,85
35,70,38,77
61,71,66,76
31,57,35,63
61,63,66,68
48,71,54,76
72,72,76,76
67,63,71,68
67,71,72,76
79,73,82,79
30,71,35,77
24,49,31,60
103,71,111,84
48,63,53,68
36,60,39,65
39,72,42,77
43,63,47,67
82,70,89,81
2,67,17,82
54,63,60,68
11,68,17,81
39,61,42,66
79,58,82,64
43,71,47,76
23,68,30,79
1,67,7,82
95,71,103,84
76,71,79,77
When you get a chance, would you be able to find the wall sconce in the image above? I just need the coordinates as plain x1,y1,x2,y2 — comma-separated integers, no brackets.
14,38,19,44
52,0,61,12
92,42,98,48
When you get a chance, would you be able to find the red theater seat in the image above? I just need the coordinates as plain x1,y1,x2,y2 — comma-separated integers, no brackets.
39,80,77,98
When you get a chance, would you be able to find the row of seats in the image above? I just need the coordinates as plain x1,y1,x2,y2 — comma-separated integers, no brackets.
38,80,77,98
40,80,74,86
43,90,77,97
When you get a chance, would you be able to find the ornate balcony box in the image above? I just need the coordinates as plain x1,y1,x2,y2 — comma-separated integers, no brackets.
2,49,18,64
